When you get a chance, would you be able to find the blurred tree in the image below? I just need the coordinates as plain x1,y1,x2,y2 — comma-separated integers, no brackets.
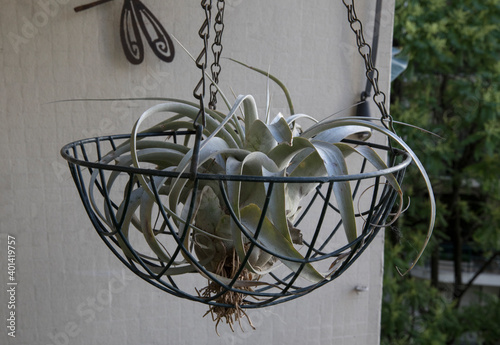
381,0,500,344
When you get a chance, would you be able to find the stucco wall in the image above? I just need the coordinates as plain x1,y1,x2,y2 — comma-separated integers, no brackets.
0,1,395,344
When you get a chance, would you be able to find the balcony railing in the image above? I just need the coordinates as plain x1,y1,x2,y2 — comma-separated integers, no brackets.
411,259,500,288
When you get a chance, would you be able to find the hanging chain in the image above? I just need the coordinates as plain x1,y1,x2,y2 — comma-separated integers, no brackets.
193,0,389,129
193,0,213,128
342,0,394,131
208,0,226,110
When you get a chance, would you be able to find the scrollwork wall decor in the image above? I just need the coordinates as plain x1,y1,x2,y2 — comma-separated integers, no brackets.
75,0,175,64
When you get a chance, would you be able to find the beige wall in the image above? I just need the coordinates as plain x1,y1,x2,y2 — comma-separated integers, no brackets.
0,1,394,344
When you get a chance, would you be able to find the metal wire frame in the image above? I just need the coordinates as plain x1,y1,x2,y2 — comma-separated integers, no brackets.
61,131,411,308
61,0,404,312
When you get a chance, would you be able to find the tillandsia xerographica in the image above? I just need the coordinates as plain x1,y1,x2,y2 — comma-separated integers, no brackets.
86,61,434,333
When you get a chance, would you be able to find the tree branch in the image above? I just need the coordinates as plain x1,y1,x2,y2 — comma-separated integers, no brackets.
455,251,500,306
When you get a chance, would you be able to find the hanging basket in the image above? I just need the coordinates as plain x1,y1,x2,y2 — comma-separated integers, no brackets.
61,127,411,309
61,0,436,331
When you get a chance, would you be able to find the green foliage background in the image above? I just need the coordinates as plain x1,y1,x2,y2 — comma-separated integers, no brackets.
381,0,500,344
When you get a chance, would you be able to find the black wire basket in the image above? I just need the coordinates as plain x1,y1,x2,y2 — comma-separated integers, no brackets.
59,2,420,329
61,129,411,310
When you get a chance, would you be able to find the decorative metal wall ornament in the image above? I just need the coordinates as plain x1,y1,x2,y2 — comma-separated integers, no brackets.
62,0,435,333
75,0,175,64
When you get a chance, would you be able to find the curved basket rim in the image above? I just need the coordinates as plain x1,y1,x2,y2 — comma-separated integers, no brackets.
61,132,413,183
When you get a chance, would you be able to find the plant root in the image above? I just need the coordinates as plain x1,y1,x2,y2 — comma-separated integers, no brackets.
198,248,257,335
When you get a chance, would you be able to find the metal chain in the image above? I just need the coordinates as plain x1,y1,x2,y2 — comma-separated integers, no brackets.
208,0,226,110
193,0,212,128
193,0,389,130
342,0,394,131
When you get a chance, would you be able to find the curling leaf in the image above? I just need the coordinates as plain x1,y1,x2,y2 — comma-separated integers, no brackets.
312,141,358,242
240,204,325,283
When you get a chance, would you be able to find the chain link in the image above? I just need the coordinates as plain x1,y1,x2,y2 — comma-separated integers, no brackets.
193,0,390,130
208,0,226,110
342,0,394,131
193,0,213,127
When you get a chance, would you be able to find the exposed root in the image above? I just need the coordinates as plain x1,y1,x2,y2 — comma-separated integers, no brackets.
197,248,257,335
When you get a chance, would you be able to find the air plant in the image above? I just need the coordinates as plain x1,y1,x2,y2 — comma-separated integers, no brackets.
84,62,434,333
